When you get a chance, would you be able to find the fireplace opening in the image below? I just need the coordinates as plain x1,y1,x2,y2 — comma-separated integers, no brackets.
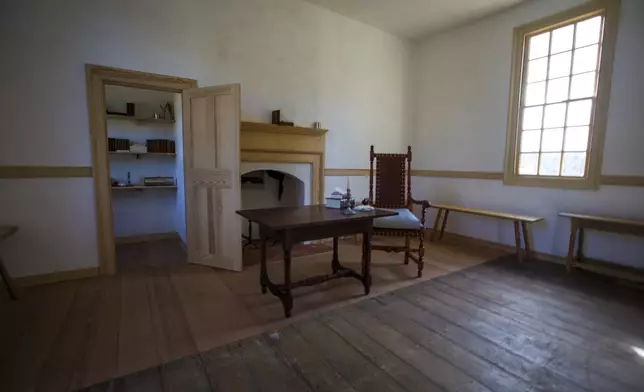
241,169,305,240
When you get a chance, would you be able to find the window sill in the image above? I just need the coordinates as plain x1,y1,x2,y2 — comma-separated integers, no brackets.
503,174,599,190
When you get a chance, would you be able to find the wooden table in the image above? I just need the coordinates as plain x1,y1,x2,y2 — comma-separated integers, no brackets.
560,212,644,273
0,225,19,300
430,204,543,263
236,205,397,318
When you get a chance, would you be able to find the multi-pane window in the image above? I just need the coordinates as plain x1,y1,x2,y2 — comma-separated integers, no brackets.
504,1,619,189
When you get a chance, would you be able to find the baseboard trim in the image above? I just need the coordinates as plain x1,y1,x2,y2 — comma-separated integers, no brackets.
426,229,644,284
115,232,179,244
15,267,99,287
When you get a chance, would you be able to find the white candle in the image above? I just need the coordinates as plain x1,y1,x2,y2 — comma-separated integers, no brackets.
346,176,351,190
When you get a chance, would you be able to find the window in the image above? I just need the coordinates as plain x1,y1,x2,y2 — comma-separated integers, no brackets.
504,0,620,189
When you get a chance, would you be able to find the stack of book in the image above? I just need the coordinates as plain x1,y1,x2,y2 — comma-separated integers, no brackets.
108,138,130,152
147,139,176,153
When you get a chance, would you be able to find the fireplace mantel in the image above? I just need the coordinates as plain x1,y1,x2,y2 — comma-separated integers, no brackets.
240,122,327,204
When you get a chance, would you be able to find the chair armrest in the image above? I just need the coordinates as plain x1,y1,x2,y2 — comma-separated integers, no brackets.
411,198,431,209
410,198,430,227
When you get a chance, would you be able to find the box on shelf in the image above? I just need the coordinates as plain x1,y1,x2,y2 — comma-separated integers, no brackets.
325,196,343,209
143,177,175,186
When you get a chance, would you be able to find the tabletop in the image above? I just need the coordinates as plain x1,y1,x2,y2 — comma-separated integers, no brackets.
236,205,398,230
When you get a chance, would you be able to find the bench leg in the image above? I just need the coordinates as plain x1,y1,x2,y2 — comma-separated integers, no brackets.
521,222,532,260
566,220,578,273
513,221,522,263
430,209,443,242
439,210,450,240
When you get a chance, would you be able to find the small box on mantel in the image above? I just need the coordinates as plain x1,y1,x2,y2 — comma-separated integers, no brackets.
325,196,343,209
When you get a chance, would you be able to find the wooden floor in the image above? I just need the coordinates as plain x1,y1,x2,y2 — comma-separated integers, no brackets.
80,252,644,392
0,237,502,392
78,251,644,392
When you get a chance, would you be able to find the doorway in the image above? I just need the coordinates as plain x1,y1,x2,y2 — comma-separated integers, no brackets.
86,65,243,275
86,65,197,275
103,85,186,270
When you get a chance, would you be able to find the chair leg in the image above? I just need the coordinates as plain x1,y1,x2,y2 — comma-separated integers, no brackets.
417,230,425,278
404,236,410,265
0,256,18,300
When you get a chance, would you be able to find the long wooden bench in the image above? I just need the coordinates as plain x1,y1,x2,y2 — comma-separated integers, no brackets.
430,204,543,262
559,212,644,273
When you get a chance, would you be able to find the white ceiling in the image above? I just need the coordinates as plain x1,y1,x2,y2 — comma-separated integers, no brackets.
303,0,530,39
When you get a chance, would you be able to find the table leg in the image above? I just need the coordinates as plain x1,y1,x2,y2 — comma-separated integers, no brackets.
513,221,523,263
566,220,578,273
362,230,372,295
431,209,443,242
0,256,17,300
439,210,450,240
282,236,293,318
521,222,532,260
332,237,340,274
404,236,410,265
577,227,585,263
260,231,267,294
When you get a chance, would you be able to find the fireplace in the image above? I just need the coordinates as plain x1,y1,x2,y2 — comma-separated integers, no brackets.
240,122,327,205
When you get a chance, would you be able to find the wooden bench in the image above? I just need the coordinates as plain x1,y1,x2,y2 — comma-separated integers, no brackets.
430,204,543,262
559,212,644,273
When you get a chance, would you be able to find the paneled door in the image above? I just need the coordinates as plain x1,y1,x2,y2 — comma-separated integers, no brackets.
182,84,242,271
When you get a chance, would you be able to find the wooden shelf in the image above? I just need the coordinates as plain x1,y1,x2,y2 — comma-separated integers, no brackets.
109,151,176,157
112,185,177,191
107,114,175,124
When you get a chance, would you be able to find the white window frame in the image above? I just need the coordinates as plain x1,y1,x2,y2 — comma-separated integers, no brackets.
504,0,620,189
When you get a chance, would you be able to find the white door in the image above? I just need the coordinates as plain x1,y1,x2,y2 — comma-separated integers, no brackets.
182,84,242,271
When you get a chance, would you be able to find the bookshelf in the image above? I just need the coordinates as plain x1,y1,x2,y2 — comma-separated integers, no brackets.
107,114,174,125
109,151,176,157
112,185,177,191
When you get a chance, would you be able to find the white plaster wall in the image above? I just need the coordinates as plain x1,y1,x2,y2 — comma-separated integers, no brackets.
0,179,99,278
0,0,409,277
411,0,644,267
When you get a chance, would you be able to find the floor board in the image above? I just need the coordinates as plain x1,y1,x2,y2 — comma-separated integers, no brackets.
264,324,357,392
293,318,404,392
363,293,586,392
319,312,440,392
349,300,530,392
